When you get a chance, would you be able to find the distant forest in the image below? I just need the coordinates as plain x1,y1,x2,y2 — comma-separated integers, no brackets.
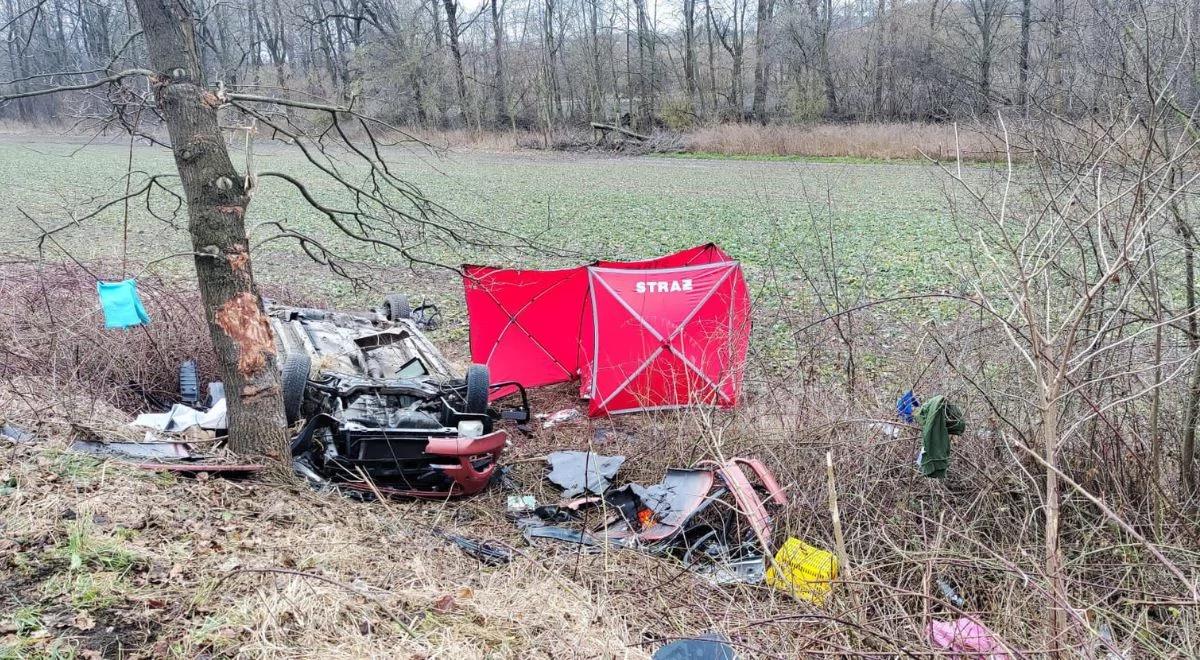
2,0,1197,130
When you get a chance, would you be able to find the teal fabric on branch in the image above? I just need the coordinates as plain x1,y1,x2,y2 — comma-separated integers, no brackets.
97,280,151,329
916,395,966,479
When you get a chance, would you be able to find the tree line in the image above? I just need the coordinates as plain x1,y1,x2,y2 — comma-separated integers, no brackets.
3,0,1185,131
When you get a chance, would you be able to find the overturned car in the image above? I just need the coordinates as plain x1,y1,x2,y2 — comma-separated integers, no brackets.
268,296,527,498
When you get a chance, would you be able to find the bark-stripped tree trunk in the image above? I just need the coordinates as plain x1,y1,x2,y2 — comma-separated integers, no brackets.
131,0,289,460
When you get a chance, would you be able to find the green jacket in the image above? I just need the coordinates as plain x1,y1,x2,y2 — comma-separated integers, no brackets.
916,395,966,478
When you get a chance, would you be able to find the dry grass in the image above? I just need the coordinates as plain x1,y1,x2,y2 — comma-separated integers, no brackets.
685,122,1007,162
2,261,1196,657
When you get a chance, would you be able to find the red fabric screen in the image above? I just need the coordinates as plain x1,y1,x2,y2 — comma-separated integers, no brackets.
463,264,589,392
582,262,750,415
463,245,750,415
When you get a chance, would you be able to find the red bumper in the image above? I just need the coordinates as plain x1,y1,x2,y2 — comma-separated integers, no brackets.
344,430,508,499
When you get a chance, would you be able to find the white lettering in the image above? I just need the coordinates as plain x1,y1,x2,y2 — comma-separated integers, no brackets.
635,279,695,294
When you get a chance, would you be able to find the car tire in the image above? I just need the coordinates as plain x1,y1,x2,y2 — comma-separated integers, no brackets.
382,293,411,321
279,351,311,424
465,364,489,415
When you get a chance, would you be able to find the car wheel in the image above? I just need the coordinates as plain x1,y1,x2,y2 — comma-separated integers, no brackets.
382,293,411,321
465,364,489,415
279,350,311,424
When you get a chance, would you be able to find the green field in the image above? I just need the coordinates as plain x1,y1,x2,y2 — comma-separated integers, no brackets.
0,137,979,310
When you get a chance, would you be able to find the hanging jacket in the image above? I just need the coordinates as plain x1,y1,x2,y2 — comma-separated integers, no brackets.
916,395,966,479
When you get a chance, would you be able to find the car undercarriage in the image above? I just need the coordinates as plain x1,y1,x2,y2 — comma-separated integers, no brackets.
267,297,527,497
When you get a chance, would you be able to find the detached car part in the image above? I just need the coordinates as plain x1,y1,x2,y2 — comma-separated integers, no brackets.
268,298,529,498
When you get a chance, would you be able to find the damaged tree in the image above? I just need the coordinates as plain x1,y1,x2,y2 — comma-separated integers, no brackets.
1,1,534,463
131,0,287,459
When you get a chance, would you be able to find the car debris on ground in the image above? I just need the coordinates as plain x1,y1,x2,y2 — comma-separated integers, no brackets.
545,450,626,496
538,408,583,428
515,451,815,590
652,633,737,660
435,528,513,566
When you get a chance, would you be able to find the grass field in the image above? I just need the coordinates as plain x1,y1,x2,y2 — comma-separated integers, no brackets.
0,136,980,313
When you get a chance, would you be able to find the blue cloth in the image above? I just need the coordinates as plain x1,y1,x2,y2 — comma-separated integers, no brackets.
97,279,150,329
897,390,920,423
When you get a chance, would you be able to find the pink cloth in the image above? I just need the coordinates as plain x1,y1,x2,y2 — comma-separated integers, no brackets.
926,617,1010,659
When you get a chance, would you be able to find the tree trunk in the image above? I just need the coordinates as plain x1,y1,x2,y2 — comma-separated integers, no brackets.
491,0,508,126
1041,380,1067,656
751,0,771,123
871,0,885,118
684,0,698,115
443,0,468,118
807,0,838,117
1018,0,1031,114
1179,209,1199,499
131,0,289,461
633,0,651,127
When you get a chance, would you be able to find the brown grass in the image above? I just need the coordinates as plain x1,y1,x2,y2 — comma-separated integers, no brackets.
2,261,1196,657
684,122,1007,162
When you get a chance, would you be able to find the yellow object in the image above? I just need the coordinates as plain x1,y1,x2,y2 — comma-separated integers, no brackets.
765,537,839,604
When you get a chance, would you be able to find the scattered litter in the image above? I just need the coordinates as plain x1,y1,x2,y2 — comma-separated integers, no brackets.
926,617,1008,659
765,537,838,604
523,525,599,548
545,451,625,496
872,422,904,439
506,494,537,514
938,577,965,607
436,529,513,566
132,398,227,433
538,408,583,428
693,556,765,585
897,390,920,423
97,279,151,329
69,439,192,460
653,633,737,660
533,505,576,523
916,395,966,478
1,423,35,443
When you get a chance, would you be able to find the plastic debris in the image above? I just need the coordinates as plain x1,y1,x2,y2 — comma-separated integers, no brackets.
538,408,583,428
765,537,838,604
1,423,35,443
897,390,920,423
132,397,227,433
506,494,537,513
545,451,625,497
938,577,965,607
926,617,1009,659
69,439,192,460
436,529,512,566
653,633,737,660
523,525,600,548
